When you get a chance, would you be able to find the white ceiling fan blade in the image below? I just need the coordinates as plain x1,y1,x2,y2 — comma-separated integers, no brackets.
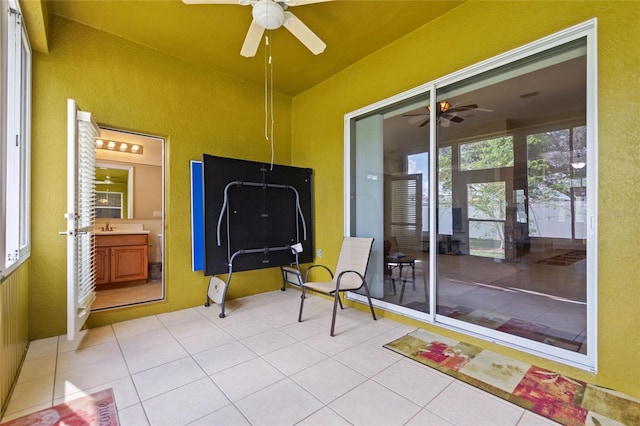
282,0,333,5
283,11,326,55
240,20,266,57
182,0,251,5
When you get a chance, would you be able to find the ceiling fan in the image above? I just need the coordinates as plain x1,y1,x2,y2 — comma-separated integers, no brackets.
182,0,332,57
404,101,493,128
95,176,117,185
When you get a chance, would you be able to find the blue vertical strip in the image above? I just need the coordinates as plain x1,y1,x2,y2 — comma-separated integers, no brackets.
190,160,204,271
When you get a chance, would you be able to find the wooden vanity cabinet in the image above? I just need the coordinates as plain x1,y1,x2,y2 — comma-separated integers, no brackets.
95,234,149,285
95,246,110,285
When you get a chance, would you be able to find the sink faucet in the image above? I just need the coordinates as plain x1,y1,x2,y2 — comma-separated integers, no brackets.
101,221,112,232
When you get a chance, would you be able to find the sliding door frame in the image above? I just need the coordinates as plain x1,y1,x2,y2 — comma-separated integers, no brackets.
345,19,598,371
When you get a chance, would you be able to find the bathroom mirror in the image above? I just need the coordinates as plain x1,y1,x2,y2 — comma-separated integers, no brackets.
94,128,163,220
95,163,133,219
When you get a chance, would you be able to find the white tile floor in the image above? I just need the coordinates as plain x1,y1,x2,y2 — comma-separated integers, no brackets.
2,290,559,426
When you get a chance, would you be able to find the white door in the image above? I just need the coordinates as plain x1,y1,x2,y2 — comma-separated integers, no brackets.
64,99,99,340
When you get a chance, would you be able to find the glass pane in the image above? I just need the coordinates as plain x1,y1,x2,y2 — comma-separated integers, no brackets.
467,182,505,220
469,220,505,259
408,152,429,236
352,93,431,313
96,192,123,219
436,38,588,354
460,137,514,171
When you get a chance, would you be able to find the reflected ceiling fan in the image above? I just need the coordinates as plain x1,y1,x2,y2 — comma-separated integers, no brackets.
404,101,493,128
182,0,332,57
95,176,121,185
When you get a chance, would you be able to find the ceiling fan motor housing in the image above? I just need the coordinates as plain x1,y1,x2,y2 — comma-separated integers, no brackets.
253,0,285,30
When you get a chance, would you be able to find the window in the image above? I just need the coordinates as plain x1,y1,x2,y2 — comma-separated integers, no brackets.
467,181,506,259
96,192,123,218
408,152,429,234
1,0,31,276
460,137,514,171
527,126,586,239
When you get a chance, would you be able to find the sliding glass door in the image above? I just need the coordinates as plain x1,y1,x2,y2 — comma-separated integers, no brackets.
350,94,431,314
434,38,590,358
347,22,596,369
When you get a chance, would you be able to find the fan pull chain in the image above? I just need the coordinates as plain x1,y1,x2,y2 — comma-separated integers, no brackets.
263,32,275,170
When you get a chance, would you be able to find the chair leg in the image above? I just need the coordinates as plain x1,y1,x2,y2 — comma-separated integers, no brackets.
298,285,306,322
330,290,341,336
362,280,377,321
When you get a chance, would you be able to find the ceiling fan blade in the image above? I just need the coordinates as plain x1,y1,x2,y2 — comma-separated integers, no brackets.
446,104,477,113
407,115,427,125
450,116,464,123
282,0,333,5
182,0,250,4
418,118,430,128
240,20,266,57
283,11,326,55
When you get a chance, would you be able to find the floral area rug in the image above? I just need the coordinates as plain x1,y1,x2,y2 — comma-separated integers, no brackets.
538,250,586,266
1,388,118,426
435,305,586,354
384,330,640,426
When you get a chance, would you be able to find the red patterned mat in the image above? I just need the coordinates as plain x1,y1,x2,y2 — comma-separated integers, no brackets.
1,388,118,426
385,330,640,426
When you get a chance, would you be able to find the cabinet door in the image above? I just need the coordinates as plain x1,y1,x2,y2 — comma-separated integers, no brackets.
110,245,149,283
95,247,110,285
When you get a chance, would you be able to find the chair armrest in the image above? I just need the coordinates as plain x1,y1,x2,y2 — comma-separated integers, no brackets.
304,264,334,282
335,269,365,291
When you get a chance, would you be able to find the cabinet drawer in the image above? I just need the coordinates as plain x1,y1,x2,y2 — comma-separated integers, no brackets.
96,234,148,247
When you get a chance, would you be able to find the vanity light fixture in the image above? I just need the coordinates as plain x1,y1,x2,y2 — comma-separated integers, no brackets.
95,138,143,155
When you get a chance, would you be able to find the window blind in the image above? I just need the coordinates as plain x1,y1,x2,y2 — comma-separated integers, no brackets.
387,174,422,251
75,114,98,312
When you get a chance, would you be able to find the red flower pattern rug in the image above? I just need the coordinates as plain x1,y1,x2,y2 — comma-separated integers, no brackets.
1,388,118,426
538,250,586,266
385,330,640,426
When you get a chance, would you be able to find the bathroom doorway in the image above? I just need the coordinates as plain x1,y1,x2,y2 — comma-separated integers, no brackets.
91,127,165,310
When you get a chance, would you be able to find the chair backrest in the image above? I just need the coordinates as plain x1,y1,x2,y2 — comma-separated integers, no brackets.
333,237,374,288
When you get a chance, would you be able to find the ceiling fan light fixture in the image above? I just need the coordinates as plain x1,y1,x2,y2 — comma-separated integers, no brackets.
427,100,451,113
252,0,285,30
571,152,586,169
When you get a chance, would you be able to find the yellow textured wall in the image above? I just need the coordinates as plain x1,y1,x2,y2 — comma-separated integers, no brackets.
0,261,29,414
30,16,291,337
291,1,640,398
